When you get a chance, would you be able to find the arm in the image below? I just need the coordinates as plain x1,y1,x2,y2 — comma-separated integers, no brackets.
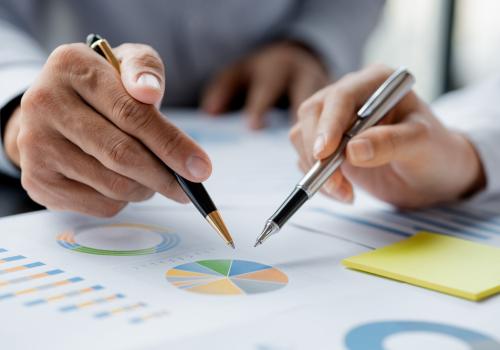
432,77,500,200
285,0,385,77
0,8,46,177
201,0,384,129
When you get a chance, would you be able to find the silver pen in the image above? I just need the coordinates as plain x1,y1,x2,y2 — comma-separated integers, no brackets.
254,67,415,247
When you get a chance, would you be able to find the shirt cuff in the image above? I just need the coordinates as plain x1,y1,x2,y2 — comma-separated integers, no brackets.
0,64,42,177
461,128,500,202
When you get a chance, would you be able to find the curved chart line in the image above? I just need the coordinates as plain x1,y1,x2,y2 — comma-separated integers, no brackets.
57,223,180,256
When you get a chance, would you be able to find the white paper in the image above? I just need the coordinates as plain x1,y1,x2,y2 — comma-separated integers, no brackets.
1,110,499,349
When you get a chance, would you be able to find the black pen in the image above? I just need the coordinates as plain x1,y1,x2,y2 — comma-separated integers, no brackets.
86,34,234,249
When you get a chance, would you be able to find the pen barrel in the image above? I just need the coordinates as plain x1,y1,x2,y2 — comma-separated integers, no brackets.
270,187,309,228
298,136,349,196
173,172,216,217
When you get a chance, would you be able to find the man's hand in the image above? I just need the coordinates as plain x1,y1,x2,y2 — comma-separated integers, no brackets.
290,65,485,208
202,41,329,129
3,43,212,216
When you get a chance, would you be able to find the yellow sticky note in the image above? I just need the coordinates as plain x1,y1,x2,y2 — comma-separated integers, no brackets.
342,232,500,301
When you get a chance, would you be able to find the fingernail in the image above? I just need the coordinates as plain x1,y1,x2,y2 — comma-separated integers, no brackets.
324,180,338,195
186,155,211,180
136,73,161,89
337,184,354,204
350,139,374,162
313,134,326,157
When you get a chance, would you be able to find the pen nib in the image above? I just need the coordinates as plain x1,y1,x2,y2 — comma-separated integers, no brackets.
254,221,279,248
206,211,235,249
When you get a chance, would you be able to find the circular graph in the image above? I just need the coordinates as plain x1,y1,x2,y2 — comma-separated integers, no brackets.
57,223,180,256
166,259,288,295
345,321,500,350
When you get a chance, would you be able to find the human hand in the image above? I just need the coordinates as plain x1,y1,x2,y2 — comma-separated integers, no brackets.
3,43,212,216
290,65,485,208
202,41,329,129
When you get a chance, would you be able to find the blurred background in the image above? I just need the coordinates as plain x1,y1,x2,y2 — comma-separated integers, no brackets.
364,0,499,102
1,0,499,216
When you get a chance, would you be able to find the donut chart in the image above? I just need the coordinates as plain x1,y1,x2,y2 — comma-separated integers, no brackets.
166,259,288,295
57,223,180,256
345,321,500,350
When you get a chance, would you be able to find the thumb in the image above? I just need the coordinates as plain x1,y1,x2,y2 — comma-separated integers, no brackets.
114,43,165,107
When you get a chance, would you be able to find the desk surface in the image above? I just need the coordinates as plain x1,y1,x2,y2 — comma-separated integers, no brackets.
0,174,42,217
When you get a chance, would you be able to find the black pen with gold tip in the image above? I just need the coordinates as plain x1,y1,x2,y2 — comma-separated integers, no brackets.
86,34,235,249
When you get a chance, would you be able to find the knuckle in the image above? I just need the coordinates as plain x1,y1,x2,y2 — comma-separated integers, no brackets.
49,43,87,72
16,130,37,151
158,128,183,159
412,119,432,141
108,176,135,197
49,43,104,90
21,86,54,114
112,93,153,129
106,137,141,168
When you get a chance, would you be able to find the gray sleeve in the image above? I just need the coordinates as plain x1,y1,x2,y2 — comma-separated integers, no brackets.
432,77,500,201
0,9,46,177
284,0,384,78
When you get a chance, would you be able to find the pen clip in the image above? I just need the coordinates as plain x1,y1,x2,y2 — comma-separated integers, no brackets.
346,67,414,138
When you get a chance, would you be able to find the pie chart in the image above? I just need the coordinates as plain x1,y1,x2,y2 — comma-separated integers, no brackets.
166,259,288,295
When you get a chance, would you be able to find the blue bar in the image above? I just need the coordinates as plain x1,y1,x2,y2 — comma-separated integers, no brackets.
25,262,45,268
0,293,14,300
46,269,64,275
1,255,25,262
437,207,500,226
311,208,411,237
398,212,488,240
0,248,6,253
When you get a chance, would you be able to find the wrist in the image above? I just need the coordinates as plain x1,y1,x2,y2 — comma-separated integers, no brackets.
4,106,21,167
453,132,486,199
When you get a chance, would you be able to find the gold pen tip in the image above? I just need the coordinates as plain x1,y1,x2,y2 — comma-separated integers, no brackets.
206,211,235,248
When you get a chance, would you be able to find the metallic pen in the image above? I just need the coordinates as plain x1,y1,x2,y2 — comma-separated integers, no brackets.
86,34,235,249
255,67,415,247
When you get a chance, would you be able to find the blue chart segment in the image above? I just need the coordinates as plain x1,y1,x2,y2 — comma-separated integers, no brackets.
57,223,180,256
345,321,500,350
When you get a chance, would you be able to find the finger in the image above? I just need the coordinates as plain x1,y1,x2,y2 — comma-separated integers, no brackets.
346,115,430,168
54,139,156,202
296,100,322,166
114,43,165,106
46,98,188,203
201,64,245,115
22,171,127,217
289,123,312,169
313,65,406,160
244,66,289,129
321,169,353,202
48,44,212,182
289,70,327,123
